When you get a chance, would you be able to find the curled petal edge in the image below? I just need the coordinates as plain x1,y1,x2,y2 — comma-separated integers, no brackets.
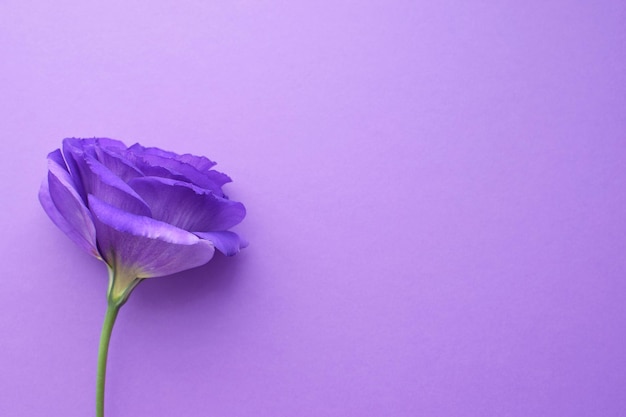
195,231,248,256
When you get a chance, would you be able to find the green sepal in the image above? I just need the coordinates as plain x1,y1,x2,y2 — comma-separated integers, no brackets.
106,266,142,307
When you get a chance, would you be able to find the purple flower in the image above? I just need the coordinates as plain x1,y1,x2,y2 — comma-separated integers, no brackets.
39,138,246,304
39,138,246,416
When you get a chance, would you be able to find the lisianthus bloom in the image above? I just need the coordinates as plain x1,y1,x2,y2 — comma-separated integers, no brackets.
39,138,246,416
39,138,246,303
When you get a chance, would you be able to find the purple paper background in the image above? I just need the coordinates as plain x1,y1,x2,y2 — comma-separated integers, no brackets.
1,1,625,416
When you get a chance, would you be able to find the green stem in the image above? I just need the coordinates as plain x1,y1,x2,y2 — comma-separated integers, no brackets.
95,267,141,417
96,301,121,417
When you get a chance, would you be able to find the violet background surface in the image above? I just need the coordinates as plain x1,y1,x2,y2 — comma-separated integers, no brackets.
1,1,625,416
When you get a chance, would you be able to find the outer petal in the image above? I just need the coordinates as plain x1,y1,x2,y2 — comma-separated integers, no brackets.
88,195,215,278
195,231,247,256
39,150,100,258
129,176,246,232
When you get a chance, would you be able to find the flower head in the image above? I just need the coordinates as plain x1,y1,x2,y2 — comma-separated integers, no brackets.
39,138,246,304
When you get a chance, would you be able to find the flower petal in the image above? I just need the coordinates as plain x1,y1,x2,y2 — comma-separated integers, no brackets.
127,143,231,196
62,138,130,198
73,152,152,217
39,150,100,258
88,195,215,278
195,231,247,256
61,138,89,199
129,176,246,232
64,137,127,155
94,146,144,182
132,145,217,172
47,146,67,168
